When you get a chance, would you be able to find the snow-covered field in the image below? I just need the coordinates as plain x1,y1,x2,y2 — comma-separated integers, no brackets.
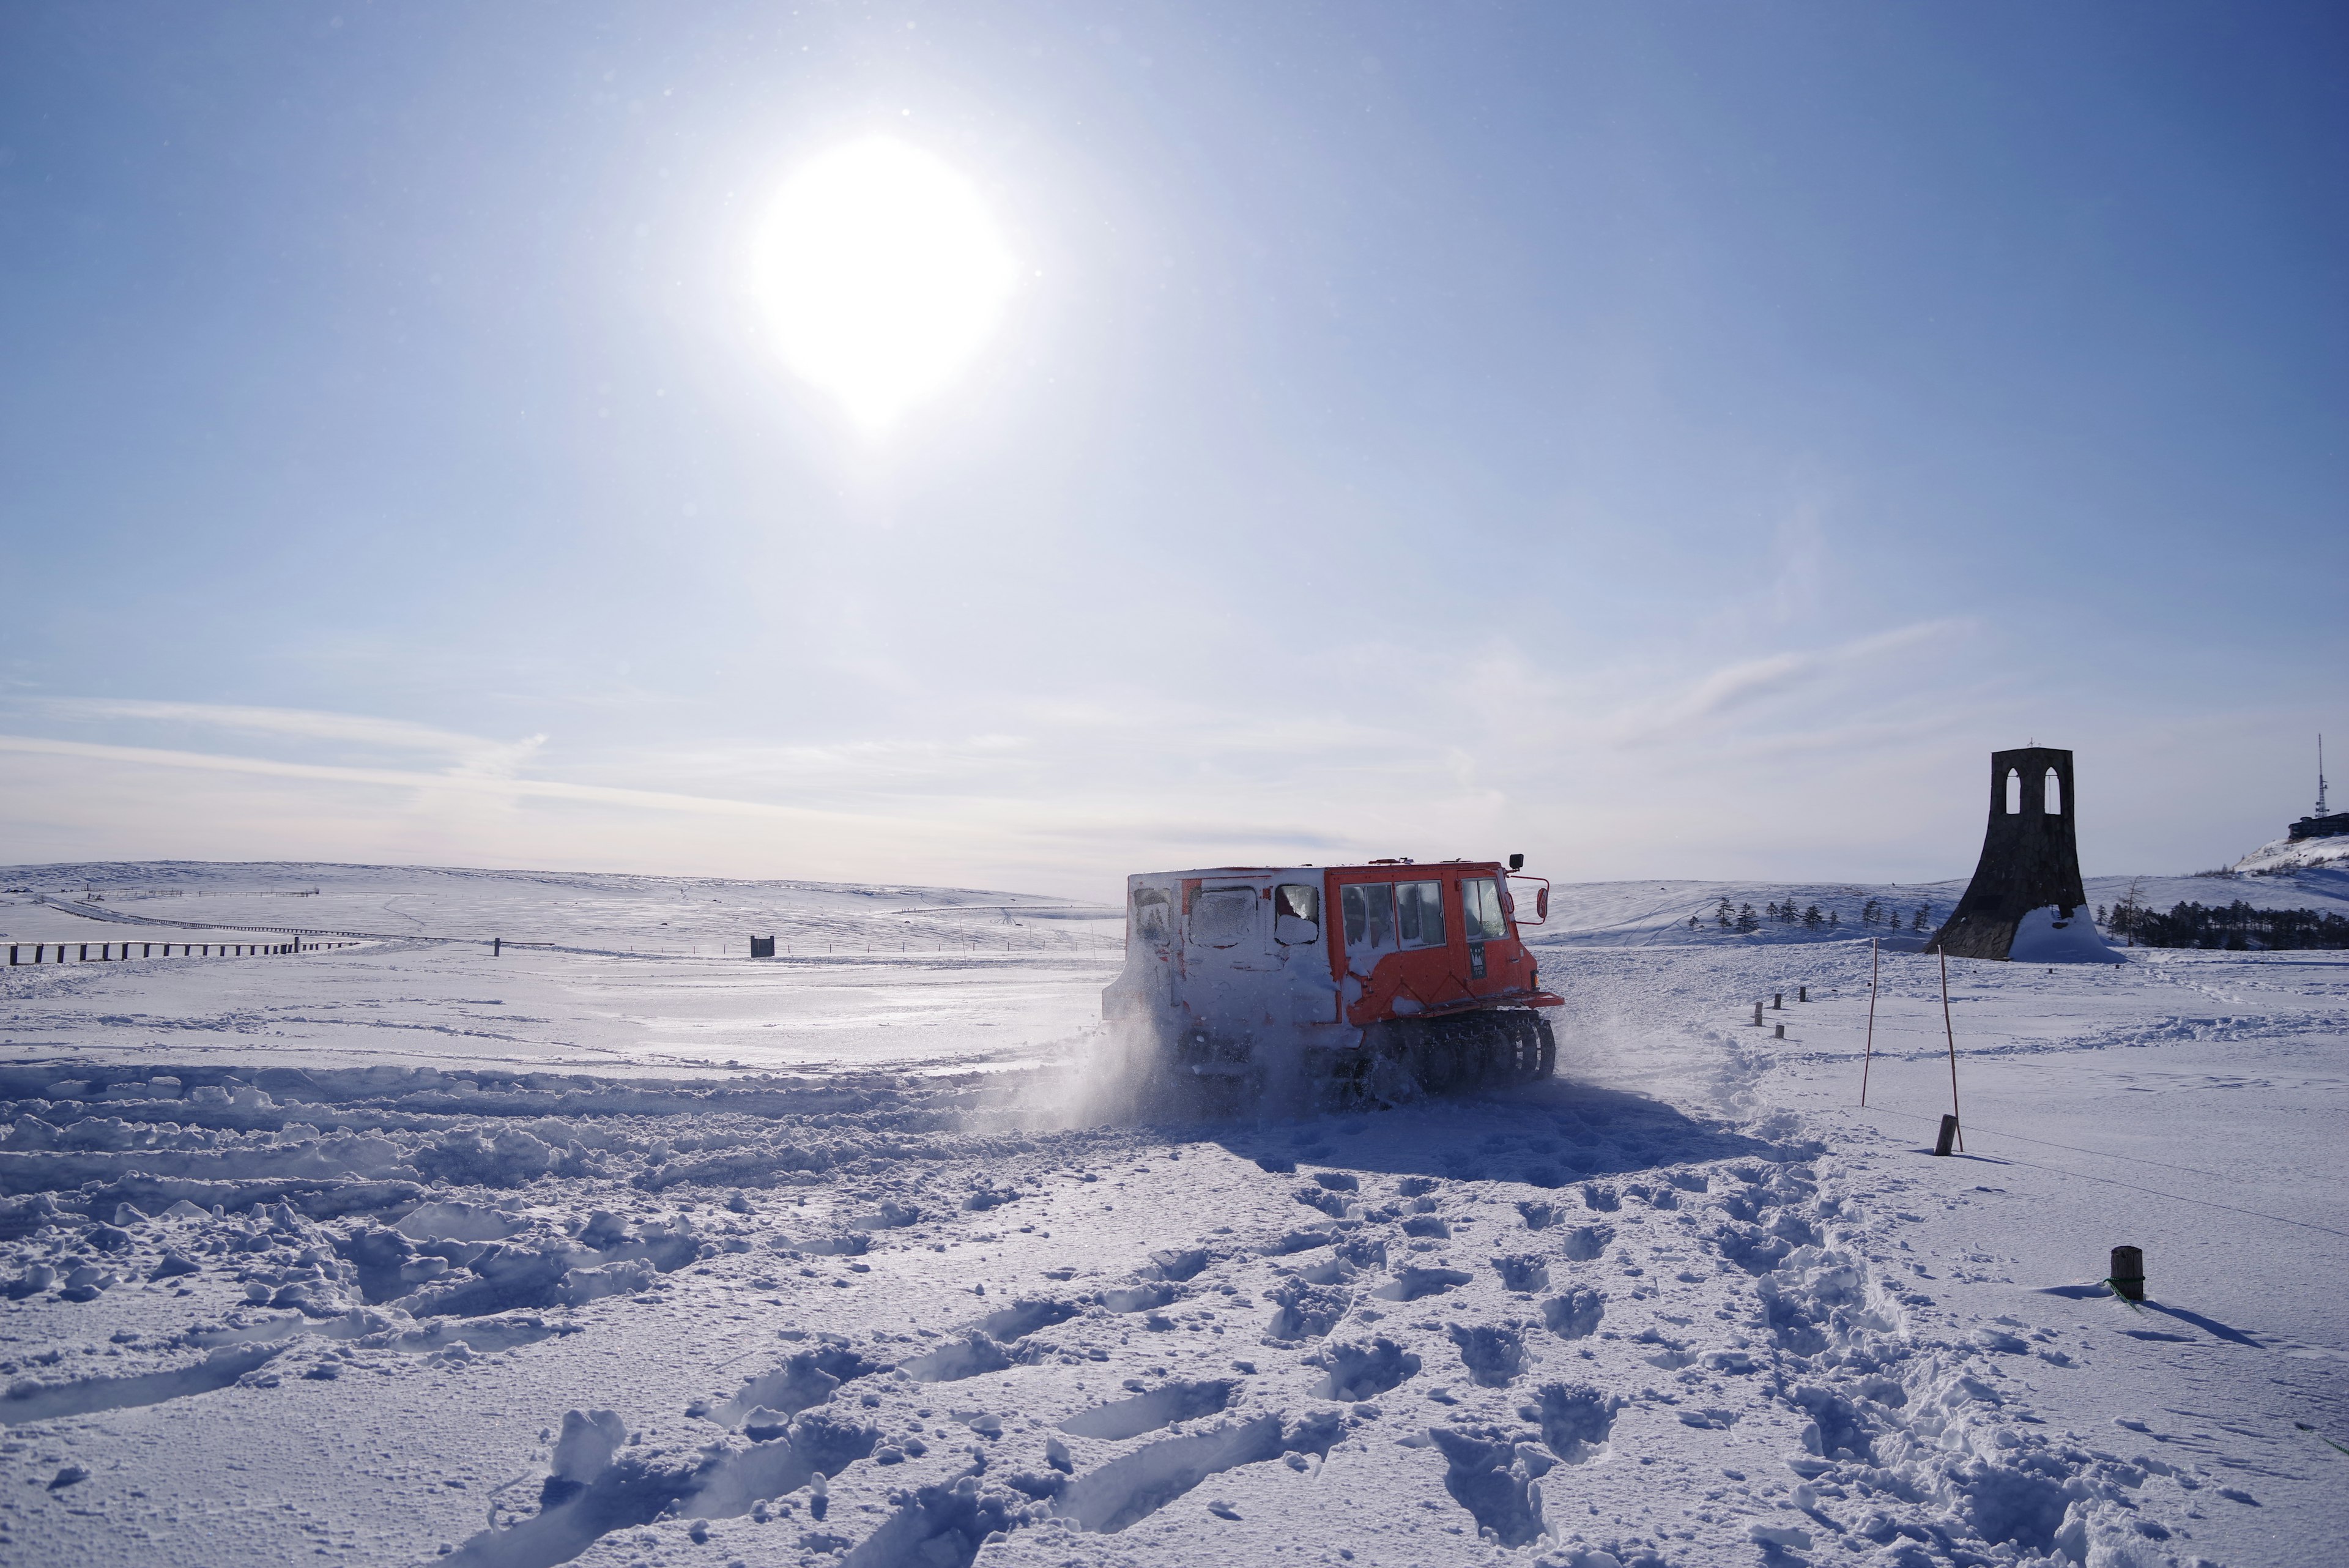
1,863,2343,1568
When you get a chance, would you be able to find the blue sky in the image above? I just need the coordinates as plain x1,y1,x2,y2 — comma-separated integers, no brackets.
2,3,2342,896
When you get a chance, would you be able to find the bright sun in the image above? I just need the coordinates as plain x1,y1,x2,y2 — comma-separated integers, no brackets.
751,138,1019,431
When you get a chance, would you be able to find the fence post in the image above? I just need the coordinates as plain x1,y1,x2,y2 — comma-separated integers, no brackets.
1939,949,1964,1153
1861,938,1879,1106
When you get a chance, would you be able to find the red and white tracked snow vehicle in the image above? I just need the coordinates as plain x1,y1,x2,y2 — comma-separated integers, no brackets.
1101,857,1564,1107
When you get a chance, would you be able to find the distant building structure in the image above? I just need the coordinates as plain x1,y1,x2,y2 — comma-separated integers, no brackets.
1926,746,2091,962
2288,735,2347,842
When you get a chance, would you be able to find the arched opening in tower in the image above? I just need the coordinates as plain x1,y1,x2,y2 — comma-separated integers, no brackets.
2045,768,2062,815
2005,768,2022,814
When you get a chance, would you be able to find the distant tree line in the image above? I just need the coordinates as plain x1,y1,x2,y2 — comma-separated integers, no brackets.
2099,898,2349,951
1694,896,1932,935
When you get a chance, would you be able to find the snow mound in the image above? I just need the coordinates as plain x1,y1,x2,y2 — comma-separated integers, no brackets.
2007,905,2120,964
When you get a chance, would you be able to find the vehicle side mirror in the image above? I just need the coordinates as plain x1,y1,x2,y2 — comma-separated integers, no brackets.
1508,853,1524,871
1535,888,1549,921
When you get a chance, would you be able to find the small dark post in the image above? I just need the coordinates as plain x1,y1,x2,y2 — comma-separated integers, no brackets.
2109,1246,2145,1301
6,946,14,965
1934,1114,1960,1156
750,935,776,959
80,944,88,962
1798,985,1808,1003
492,937,502,957
1751,1001,1763,1026
1772,992,1783,1009
1773,1022,1785,1039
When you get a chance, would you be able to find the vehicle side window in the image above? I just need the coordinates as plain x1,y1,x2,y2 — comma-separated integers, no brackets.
1274,884,1320,945
1340,883,1395,953
1134,888,1171,946
1189,886,1256,948
1461,877,1507,941
1396,880,1446,948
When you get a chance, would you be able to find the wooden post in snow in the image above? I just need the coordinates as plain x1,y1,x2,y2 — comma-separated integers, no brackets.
1939,949,1964,1153
1861,937,1879,1106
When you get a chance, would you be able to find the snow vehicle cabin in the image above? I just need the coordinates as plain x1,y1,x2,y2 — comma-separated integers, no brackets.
1102,856,1564,1106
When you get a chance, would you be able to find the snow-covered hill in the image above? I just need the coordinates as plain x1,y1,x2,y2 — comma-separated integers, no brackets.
2232,833,2349,875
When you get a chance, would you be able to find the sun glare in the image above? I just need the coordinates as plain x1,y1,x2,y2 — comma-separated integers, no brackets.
751,138,1019,431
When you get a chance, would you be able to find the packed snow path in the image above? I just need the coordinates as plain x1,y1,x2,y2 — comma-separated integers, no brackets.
0,866,2342,1567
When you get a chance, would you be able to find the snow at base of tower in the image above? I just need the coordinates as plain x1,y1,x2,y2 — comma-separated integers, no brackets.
2006,904,2120,963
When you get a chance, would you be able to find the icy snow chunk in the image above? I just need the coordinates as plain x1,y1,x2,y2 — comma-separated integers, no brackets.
4,1262,55,1299
59,1265,119,1301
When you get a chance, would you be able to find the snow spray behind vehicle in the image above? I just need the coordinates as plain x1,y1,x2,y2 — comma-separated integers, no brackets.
1100,858,1564,1110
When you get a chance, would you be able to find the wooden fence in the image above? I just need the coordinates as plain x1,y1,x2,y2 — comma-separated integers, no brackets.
7,939,360,965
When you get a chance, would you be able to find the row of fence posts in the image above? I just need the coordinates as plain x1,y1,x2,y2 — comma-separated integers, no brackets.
745,935,1119,959
8,938,358,965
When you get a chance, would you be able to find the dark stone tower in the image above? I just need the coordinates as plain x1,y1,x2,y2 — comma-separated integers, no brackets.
1927,747,2087,961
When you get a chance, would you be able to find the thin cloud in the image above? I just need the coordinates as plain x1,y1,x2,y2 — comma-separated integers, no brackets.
1612,620,1970,746
0,734,935,833
37,699,524,759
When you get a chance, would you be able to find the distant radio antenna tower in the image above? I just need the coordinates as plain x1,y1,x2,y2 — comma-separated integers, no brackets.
2320,734,2331,818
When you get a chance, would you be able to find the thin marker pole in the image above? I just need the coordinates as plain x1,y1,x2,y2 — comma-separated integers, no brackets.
1861,937,1879,1106
1939,948,1964,1152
